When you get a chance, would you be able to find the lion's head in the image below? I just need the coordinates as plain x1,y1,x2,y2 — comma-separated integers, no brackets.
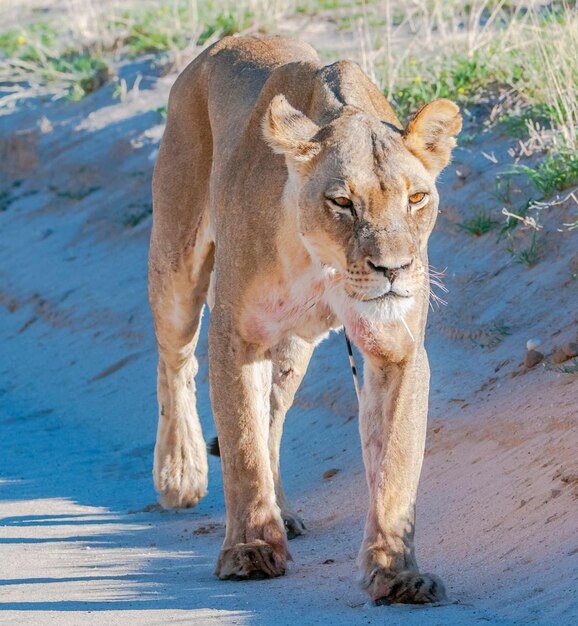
263,94,461,320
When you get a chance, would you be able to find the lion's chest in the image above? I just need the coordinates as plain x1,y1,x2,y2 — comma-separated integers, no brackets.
242,271,331,346
324,283,416,358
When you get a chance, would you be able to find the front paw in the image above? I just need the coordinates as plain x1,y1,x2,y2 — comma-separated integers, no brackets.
362,567,447,605
216,540,288,580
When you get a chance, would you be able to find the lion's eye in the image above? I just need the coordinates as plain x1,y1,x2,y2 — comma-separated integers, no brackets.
326,195,357,219
332,196,353,208
408,192,428,205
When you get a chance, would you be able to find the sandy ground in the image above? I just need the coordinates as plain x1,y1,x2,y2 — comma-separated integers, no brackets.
1,35,578,626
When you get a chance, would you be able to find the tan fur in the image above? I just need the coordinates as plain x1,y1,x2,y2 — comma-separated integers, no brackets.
149,35,461,602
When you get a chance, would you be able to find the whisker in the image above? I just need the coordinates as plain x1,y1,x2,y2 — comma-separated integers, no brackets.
424,266,449,310
430,291,447,308
427,264,449,308
401,316,415,343
428,265,448,278
429,278,449,293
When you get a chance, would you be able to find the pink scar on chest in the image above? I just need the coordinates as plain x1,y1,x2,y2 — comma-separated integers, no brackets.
344,314,375,351
244,281,325,344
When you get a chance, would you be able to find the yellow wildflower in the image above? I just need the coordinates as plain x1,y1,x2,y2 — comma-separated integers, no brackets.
414,76,420,83
398,91,403,97
458,87,465,94
17,36,26,45
409,59,416,65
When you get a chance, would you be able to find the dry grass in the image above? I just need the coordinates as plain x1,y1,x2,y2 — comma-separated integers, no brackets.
62,0,294,51
0,0,294,105
363,0,578,152
519,3,578,151
1,0,577,160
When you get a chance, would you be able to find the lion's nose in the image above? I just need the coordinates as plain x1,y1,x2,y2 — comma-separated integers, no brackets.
367,257,414,282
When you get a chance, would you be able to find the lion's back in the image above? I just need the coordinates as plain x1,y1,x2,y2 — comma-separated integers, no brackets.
169,36,319,143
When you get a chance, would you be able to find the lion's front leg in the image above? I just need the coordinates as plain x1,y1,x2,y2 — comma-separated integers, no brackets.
358,349,447,605
209,314,288,580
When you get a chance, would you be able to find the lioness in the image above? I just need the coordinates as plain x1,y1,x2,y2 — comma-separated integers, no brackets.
149,35,461,604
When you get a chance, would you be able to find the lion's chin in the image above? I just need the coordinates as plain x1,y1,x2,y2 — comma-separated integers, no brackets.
349,293,415,324
325,283,416,327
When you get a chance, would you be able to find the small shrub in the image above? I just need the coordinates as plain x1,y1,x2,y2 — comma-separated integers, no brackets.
544,358,578,374
471,320,512,350
124,8,188,56
515,231,539,267
389,52,503,119
513,151,578,196
54,54,111,100
497,199,533,242
49,185,100,201
124,203,153,227
8,22,59,62
0,30,21,57
458,211,497,236
0,190,13,212
496,104,553,139
197,12,248,46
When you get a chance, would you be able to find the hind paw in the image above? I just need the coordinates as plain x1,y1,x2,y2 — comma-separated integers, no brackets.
154,447,207,509
282,510,306,540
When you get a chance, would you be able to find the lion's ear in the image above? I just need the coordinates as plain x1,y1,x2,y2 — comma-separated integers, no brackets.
403,99,462,176
263,94,321,163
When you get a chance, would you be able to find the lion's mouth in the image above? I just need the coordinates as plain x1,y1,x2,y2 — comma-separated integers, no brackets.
343,279,413,303
356,289,412,303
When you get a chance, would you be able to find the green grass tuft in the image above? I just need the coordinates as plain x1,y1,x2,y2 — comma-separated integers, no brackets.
544,358,578,374
514,231,540,267
512,152,578,196
391,53,500,119
458,211,497,236
197,12,249,46
121,7,189,56
124,203,153,227
49,185,101,201
0,190,14,212
497,199,534,242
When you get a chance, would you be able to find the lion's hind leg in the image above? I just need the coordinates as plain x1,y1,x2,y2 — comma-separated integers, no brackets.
206,335,314,536
269,335,314,538
149,227,214,509
148,56,215,509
